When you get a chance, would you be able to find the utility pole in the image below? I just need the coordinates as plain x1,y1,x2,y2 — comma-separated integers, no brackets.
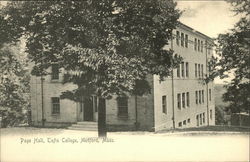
41,52,45,127
170,32,175,129
205,40,210,126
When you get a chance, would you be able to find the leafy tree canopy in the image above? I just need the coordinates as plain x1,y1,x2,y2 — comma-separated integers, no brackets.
215,0,250,113
0,43,30,127
1,0,181,100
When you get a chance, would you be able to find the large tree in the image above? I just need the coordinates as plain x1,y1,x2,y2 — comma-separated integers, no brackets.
2,0,181,136
0,43,30,127
0,5,30,127
216,0,250,114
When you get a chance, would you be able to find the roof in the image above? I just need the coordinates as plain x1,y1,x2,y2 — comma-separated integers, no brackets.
178,22,213,42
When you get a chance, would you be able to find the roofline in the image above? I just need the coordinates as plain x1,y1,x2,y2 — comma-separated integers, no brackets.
177,22,213,42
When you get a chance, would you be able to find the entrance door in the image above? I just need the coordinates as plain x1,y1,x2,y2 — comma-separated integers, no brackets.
84,97,94,121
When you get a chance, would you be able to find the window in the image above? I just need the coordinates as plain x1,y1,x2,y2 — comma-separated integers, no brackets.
51,64,59,80
52,97,60,114
194,38,197,50
187,118,191,123
185,34,188,48
177,64,180,77
195,91,198,104
198,39,200,51
186,92,190,107
117,97,128,117
178,122,182,127
195,63,197,78
201,64,204,78
162,95,167,114
181,62,185,77
199,90,201,104
201,41,203,52
186,62,189,77
199,114,202,125
177,93,181,109
209,89,212,101
202,90,204,103
203,113,205,124
176,31,180,45
210,109,212,119
181,33,184,47
198,64,201,78
196,115,199,126
183,120,186,126
182,93,185,108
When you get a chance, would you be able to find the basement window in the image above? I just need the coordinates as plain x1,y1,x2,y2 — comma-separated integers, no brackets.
183,120,186,126
196,115,199,126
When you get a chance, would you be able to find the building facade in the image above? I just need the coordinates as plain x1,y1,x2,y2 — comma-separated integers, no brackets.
30,23,215,131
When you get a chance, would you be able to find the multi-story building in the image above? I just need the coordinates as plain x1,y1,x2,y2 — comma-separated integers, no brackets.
30,22,215,131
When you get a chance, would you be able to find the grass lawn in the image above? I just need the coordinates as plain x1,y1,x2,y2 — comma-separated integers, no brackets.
0,127,249,162
157,125,250,134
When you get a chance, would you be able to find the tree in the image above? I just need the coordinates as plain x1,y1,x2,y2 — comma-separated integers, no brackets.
0,43,30,127
216,0,250,114
215,105,227,125
2,0,181,136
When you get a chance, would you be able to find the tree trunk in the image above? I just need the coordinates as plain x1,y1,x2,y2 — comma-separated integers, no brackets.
98,97,107,137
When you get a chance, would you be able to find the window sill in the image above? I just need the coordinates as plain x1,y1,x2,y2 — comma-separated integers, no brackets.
118,115,128,119
51,113,60,117
51,79,60,83
50,79,59,82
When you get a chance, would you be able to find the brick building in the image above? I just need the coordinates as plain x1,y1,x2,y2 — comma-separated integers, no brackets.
30,22,215,131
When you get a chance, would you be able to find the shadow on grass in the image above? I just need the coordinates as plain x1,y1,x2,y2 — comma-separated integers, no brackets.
157,125,250,135
0,126,66,136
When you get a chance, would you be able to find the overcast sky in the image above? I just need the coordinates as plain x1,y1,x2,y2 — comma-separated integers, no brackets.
176,0,240,38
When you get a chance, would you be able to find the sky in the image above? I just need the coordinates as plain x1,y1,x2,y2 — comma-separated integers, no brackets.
176,0,241,38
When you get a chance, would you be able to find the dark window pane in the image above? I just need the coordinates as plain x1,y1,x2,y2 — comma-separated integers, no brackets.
52,64,59,80
117,97,128,117
51,97,60,114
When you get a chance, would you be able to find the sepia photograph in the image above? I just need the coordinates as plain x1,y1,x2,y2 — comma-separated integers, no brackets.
0,0,249,161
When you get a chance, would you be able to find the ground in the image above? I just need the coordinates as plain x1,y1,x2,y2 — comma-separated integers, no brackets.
0,127,249,162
